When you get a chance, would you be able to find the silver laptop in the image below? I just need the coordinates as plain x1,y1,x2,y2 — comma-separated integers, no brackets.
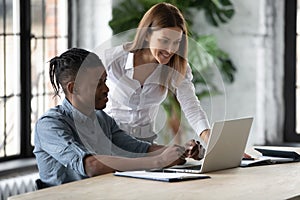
160,117,253,174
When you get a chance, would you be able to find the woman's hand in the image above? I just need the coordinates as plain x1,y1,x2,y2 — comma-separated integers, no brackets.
200,129,210,145
185,139,205,160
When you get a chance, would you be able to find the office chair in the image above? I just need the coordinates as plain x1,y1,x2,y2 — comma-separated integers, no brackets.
35,179,48,190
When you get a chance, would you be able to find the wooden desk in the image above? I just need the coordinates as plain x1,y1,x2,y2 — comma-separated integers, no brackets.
8,162,300,200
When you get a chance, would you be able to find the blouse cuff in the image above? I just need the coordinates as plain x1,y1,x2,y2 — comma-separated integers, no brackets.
195,119,210,137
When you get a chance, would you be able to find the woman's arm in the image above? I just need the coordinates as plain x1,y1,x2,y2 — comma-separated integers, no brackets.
175,64,210,138
200,129,210,146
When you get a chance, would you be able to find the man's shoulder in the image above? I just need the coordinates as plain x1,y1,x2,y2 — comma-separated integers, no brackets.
96,110,114,121
95,110,118,134
38,105,68,123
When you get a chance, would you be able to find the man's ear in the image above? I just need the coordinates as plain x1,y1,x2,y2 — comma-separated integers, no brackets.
66,81,76,94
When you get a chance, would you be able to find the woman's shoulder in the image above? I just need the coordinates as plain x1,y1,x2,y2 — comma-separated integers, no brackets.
105,44,126,55
104,43,130,66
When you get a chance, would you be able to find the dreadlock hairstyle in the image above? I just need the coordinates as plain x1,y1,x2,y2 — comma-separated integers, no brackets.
49,48,103,97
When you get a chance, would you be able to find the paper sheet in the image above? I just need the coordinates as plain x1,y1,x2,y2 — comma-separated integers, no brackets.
114,171,210,182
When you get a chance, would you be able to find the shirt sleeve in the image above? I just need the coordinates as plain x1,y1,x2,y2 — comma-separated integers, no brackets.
35,115,90,177
175,64,211,136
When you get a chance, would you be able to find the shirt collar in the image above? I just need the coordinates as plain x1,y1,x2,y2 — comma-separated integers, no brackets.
125,52,134,70
62,98,96,122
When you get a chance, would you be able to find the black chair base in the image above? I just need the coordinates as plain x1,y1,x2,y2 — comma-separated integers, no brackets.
35,179,49,190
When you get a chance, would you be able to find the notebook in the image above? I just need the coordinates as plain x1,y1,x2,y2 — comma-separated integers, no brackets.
151,117,253,174
114,171,210,182
240,146,300,167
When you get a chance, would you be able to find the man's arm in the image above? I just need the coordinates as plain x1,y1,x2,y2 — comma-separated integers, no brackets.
83,144,186,177
84,139,207,177
146,144,165,155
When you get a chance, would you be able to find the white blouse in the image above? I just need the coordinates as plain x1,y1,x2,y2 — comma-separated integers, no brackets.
103,45,210,137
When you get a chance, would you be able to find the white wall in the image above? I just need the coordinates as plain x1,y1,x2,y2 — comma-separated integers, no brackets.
75,0,285,146
72,0,112,50
195,0,285,145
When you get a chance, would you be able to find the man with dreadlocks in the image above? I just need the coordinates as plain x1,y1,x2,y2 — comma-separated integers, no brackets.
33,48,202,188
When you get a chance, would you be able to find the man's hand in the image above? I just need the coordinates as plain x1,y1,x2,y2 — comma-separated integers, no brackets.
159,145,186,167
185,139,205,160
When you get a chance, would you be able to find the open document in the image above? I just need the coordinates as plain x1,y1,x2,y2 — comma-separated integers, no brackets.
241,146,300,167
114,171,210,182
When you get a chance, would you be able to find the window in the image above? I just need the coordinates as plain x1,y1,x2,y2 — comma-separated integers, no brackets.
0,0,69,161
284,0,300,142
0,0,21,159
30,0,68,145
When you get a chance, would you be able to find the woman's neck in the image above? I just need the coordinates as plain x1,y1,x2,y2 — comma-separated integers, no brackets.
134,49,157,67
133,50,159,86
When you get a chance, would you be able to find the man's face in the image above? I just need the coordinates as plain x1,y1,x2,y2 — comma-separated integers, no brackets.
94,70,109,110
74,66,109,112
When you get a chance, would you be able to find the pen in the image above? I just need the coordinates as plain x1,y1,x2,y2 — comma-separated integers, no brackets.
146,169,164,172
242,157,255,160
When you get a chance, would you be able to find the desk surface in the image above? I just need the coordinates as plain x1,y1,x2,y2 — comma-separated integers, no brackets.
8,162,300,200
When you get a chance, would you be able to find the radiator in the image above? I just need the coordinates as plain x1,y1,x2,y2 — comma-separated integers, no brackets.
0,172,39,200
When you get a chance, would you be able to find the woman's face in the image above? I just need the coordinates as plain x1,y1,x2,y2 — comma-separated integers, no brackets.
147,27,183,65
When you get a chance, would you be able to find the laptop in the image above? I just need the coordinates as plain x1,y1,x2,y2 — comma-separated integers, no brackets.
156,117,253,174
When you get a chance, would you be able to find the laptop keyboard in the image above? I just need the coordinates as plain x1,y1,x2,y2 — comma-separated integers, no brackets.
171,164,202,170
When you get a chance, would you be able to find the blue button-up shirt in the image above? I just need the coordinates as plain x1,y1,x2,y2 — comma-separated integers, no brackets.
33,98,151,187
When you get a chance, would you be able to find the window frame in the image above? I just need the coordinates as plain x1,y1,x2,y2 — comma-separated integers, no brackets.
284,0,300,142
0,0,72,162
20,0,32,159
